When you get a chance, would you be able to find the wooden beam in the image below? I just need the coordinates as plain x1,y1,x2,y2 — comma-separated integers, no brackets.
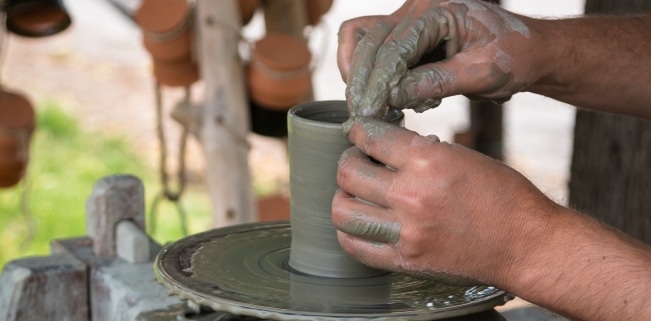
195,0,255,226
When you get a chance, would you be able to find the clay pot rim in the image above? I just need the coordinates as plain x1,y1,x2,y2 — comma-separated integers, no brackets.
153,60,199,87
288,101,404,127
288,100,348,130
135,0,191,35
5,2,72,38
141,11,193,43
248,58,310,80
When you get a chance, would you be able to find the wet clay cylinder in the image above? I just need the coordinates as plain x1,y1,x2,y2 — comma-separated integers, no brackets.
288,101,401,278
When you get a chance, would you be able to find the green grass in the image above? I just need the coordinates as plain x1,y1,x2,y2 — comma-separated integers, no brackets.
0,101,211,269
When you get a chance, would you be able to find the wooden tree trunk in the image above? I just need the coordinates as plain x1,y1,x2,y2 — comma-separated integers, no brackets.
195,0,256,226
569,0,651,243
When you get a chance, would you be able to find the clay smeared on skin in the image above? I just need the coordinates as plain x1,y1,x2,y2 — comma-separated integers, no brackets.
346,22,395,118
338,212,401,244
346,0,533,119
451,0,531,38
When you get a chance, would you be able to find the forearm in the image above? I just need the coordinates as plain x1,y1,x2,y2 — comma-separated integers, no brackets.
528,15,651,120
507,206,651,321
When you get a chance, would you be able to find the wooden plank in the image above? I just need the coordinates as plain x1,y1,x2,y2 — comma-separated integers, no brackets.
86,174,146,258
0,254,88,321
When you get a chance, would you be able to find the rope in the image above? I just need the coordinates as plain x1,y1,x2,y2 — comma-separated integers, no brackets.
149,81,190,237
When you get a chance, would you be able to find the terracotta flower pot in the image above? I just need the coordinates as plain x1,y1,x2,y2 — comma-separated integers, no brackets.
135,0,189,35
247,33,312,111
153,59,200,87
0,89,35,188
238,0,258,26
306,0,333,26
135,0,193,62
5,0,72,38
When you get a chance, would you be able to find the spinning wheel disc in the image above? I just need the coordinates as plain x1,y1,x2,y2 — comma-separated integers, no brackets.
155,222,511,320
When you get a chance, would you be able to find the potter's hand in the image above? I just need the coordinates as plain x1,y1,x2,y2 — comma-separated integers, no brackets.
332,118,560,286
338,0,539,118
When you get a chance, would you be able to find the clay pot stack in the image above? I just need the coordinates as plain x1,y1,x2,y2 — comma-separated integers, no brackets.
4,0,72,38
248,33,312,111
135,0,199,87
247,33,311,137
0,89,35,188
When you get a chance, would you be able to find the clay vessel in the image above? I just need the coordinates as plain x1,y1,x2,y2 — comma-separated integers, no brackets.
135,0,192,62
153,59,200,87
136,0,196,86
0,89,35,188
306,0,333,26
142,29,193,62
248,33,311,111
134,0,189,34
238,0,258,26
5,0,72,37
287,101,403,278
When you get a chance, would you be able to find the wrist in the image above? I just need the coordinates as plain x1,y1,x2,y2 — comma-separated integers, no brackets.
522,16,571,93
500,206,651,320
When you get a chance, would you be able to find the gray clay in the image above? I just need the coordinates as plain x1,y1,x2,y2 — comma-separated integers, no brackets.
287,100,385,278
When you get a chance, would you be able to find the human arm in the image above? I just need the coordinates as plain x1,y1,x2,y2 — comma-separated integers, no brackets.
332,118,651,321
338,0,651,120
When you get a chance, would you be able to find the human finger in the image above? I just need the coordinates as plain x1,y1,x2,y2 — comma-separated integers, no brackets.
337,15,388,83
331,189,400,244
336,230,398,272
345,20,396,116
389,53,516,110
345,118,422,170
337,146,396,208
358,6,460,116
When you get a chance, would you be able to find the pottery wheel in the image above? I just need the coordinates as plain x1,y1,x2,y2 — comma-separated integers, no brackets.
154,221,511,320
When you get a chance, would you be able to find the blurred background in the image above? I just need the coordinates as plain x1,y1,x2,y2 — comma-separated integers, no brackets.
0,0,583,279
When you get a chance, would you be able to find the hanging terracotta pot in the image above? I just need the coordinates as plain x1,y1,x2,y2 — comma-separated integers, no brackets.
153,59,199,87
306,0,333,26
0,89,35,188
4,0,72,37
238,0,258,26
142,28,193,63
135,0,193,63
247,33,311,111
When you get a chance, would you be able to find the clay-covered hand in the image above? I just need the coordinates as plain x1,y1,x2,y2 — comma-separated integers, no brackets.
338,0,540,118
333,118,562,286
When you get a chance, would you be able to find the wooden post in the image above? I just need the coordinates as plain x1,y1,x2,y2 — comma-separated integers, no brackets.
195,0,256,226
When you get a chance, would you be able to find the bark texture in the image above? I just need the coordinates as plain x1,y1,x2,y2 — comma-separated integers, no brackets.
569,0,651,243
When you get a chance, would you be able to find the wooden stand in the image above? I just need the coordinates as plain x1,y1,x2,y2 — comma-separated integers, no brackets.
194,0,256,226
